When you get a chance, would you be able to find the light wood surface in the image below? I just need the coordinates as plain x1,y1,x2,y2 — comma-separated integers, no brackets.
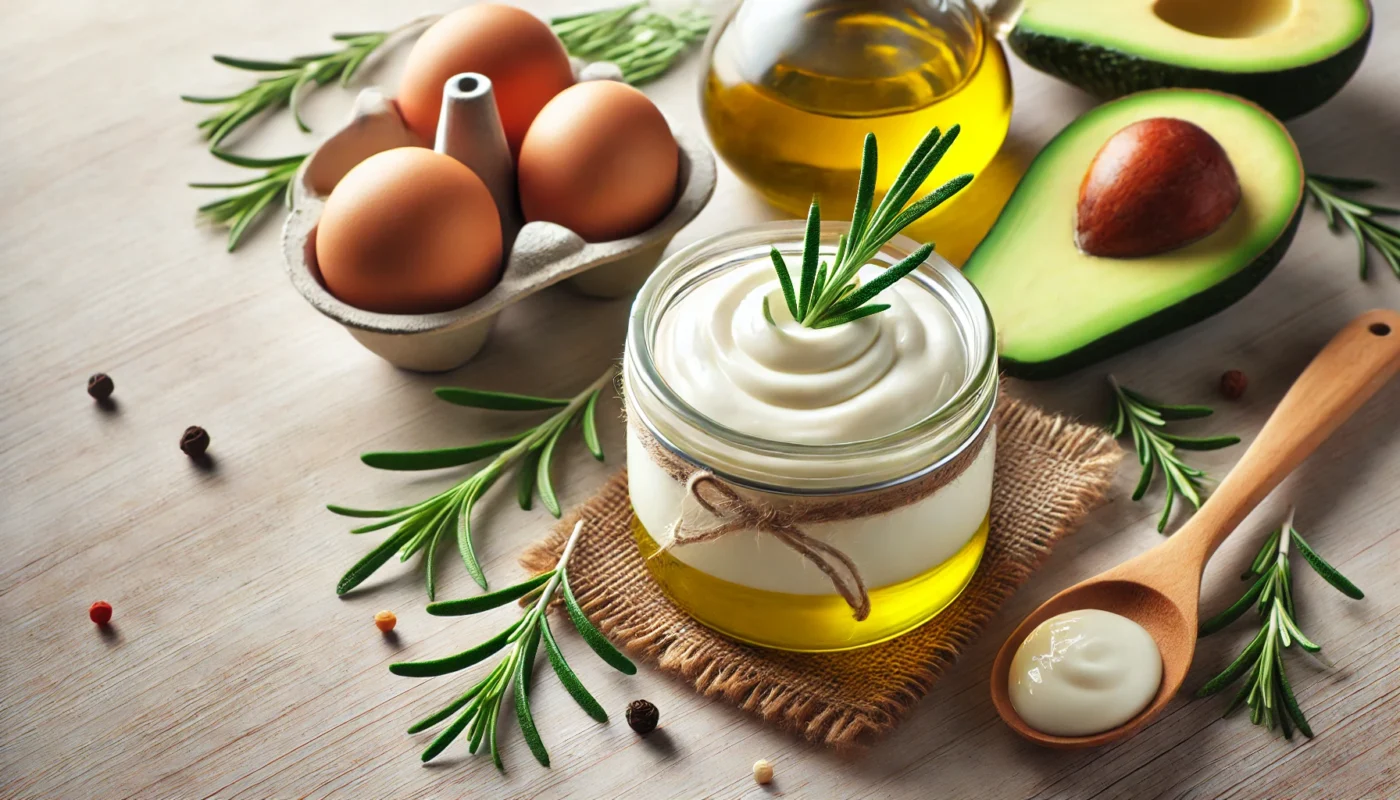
2,2,1397,798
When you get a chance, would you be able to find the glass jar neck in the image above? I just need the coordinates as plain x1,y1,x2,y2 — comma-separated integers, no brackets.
624,221,997,495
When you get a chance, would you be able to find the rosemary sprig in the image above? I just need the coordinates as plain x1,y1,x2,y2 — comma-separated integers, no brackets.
190,150,306,252
551,3,711,85
1197,509,1364,739
767,127,973,329
394,520,636,767
181,22,430,147
1305,174,1400,280
1108,377,1240,532
331,368,613,599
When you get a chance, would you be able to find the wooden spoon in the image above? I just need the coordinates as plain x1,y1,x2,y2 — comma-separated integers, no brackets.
990,309,1400,749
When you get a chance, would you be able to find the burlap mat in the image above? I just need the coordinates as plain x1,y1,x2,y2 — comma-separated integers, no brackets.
520,396,1122,749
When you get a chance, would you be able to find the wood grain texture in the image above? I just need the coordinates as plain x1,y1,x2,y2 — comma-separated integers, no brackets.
1,1,1397,798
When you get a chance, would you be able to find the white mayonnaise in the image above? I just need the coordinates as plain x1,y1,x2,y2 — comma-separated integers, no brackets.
652,258,966,444
1008,609,1163,737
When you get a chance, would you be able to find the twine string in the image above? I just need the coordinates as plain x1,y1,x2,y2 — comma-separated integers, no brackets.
663,470,872,621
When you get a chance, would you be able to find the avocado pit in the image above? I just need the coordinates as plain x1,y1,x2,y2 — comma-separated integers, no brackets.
1075,117,1241,259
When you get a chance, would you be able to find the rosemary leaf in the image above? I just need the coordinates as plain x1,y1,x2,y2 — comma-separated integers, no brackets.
541,616,608,722
434,387,570,411
424,513,448,600
360,433,530,471
798,199,821,318
327,502,417,519
535,418,573,518
1199,573,1267,636
335,524,417,595
769,248,799,318
827,243,935,317
426,572,554,617
390,618,523,678
810,303,891,329
348,504,432,534
581,390,604,461
849,133,878,244
513,627,550,767
517,447,541,510
456,480,489,589
561,569,637,674
1245,528,1281,578
407,682,485,734
1289,527,1365,599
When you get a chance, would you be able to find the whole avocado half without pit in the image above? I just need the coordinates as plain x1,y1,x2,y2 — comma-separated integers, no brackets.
962,90,1303,380
1008,0,1372,120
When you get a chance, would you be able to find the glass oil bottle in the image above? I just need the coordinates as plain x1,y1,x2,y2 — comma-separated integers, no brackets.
701,0,1014,262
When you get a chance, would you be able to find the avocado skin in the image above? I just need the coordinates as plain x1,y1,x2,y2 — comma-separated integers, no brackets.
1007,22,1371,120
997,203,1303,380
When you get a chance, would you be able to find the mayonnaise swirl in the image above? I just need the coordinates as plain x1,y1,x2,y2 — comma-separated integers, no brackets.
653,259,965,444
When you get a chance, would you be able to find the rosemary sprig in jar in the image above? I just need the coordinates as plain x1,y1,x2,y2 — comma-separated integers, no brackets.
765,127,973,329
394,520,636,767
1197,508,1364,738
331,367,613,599
1108,377,1240,532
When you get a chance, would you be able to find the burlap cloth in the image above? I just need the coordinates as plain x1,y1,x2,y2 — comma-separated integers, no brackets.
520,395,1122,749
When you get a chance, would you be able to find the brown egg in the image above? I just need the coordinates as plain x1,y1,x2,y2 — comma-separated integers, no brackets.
518,82,679,242
397,5,574,155
316,148,502,314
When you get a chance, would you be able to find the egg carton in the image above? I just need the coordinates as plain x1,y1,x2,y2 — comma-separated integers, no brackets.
283,83,716,372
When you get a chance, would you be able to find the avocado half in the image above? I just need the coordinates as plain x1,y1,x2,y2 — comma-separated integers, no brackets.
963,90,1303,380
1008,0,1372,120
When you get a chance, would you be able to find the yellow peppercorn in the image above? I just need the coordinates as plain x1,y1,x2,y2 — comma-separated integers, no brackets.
753,759,774,785
374,610,397,633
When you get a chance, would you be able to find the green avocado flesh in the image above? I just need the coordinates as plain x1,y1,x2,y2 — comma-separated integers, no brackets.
1009,0,1372,119
963,90,1303,380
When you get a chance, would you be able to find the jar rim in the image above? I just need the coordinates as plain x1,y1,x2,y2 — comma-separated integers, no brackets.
625,220,997,490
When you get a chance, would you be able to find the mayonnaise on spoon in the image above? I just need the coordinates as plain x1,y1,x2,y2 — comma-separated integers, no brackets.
1008,609,1163,737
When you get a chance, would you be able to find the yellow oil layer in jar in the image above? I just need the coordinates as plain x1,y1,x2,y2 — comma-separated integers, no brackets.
633,513,988,652
701,1,1013,263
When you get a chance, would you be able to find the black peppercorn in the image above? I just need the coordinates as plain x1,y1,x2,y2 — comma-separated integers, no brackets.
625,699,659,735
87,373,114,401
180,426,211,458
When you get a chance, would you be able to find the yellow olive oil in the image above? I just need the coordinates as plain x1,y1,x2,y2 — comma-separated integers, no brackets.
633,514,988,652
701,2,1013,263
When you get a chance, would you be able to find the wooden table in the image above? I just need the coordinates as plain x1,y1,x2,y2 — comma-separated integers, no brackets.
3,2,1397,797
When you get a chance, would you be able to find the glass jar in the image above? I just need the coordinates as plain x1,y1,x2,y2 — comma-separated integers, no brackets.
700,0,1013,260
623,221,998,652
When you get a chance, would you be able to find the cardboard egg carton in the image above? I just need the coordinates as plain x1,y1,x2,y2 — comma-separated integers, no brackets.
283,86,715,372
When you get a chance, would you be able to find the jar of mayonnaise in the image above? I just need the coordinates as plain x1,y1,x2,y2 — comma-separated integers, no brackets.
622,221,998,651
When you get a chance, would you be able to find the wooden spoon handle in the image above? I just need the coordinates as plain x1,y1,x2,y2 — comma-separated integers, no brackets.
1180,309,1400,564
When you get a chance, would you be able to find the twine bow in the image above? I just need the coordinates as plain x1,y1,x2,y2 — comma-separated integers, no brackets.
663,470,871,621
